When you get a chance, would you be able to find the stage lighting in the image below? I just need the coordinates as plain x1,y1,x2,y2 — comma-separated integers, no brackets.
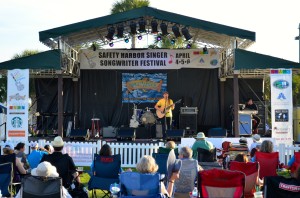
116,24,124,38
137,35,143,40
151,20,158,33
170,39,175,45
106,26,115,41
172,25,181,38
186,43,191,49
160,22,169,36
157,35,162,41
109,42,114,47
138,18,146,33
130,21,137,34
124,37,129,43
181,27,192,40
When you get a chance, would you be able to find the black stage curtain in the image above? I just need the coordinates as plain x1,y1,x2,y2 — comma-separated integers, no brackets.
35,78,74,132
80,68,220,131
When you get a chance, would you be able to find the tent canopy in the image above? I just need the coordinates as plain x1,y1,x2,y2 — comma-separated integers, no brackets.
0,49,61,70
39,6,255,49
234,48,300,70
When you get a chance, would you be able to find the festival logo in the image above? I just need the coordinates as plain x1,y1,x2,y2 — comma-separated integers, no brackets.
10,71,25,91
275,109,289,122
9,93,26,101
277,93,286,100
126,78,163,92
273,79,289,89
11,117,23,128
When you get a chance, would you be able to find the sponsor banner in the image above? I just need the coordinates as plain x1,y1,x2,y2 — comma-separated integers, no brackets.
80,49,220,70
6,69,29,141
270,69,293,145
63,144,93,166
122,73,167,103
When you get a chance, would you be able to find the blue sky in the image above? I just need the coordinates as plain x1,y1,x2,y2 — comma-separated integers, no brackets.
1,0,300,62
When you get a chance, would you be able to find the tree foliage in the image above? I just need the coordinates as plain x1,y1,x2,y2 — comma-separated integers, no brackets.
111,0,150,14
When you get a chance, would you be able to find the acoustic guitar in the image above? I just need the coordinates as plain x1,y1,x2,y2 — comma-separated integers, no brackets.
156,99,181,118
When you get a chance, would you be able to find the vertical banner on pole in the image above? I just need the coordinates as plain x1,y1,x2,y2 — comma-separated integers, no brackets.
270,69,293,145
6,69,29,141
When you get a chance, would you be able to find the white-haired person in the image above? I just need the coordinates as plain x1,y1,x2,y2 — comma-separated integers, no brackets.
175,146,202,198
27,142,48,169
250,134,262,151
191,132,214,159
136,155,179,198
15,161,72,198
41,136,80,188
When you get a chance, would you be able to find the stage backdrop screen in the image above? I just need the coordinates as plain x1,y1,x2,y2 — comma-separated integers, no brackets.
122,73,167,103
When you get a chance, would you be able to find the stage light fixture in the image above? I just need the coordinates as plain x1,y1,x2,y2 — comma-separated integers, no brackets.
186,43,192,49
109,42,114,47
124,37,129,43
172,25,181,38
170,39,175,45
130,21,137,34
106,26,115,41
181,27,192,40
160,22,169,36
138,18,146,33
156,35,162,41
137,35,143,40
116,24,124,38
151,20,158,33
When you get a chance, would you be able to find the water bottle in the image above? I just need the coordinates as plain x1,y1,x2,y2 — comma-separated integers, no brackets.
192,187,198,197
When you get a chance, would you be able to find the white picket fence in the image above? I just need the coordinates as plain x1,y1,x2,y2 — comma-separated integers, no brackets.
0,139,299,167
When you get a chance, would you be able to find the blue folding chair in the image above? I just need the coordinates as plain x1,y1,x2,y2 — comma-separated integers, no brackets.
0,162,13,197
88,154,121,198
119,172,162,198
152,153,168,177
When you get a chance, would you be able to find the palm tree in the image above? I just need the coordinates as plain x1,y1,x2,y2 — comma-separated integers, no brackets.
111,0,150,14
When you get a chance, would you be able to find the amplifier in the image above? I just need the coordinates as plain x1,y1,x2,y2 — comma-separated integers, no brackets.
180,107,198,114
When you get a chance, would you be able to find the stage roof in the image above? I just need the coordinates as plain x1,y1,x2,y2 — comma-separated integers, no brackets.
39,6,255,50
235,49,300,70
0,49,61,70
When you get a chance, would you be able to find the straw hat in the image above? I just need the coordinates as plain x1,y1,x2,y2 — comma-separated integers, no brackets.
252,134,261,142
196,132,206,139
52,136,64,147
31,162,59,177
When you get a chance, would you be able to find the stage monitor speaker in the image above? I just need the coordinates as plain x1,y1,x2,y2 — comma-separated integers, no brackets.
102,126,117,138
179,114,197,136
166,129,185,140
117,127,135,140
135,127,148,139
208,128,227,137
69,129,87,140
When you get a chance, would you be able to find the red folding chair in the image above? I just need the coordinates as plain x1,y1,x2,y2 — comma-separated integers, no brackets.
198,168,245,198
255,152,279,179
229,161,259,198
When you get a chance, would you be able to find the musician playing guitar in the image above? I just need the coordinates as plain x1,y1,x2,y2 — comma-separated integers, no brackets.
155,91,175,140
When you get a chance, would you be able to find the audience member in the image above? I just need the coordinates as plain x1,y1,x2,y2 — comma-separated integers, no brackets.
44,144,54,154
175,147,202,197
234,153,249,163
15,142,30,170
251,140,276,163
27,142,48,169
90,144,116,174
136,155,179,198
287,151,300,176
192,132,214,159
158,141,179,155
41,136,80,188
15,161,72,198
250,134,261,151
1,143,27,182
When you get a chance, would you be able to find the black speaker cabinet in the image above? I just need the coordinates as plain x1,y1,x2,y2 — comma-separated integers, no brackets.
179,114,197,136
135,127,148,139
166,129,185,140
69,129,87,140
117,127,135,140
102,126,117,138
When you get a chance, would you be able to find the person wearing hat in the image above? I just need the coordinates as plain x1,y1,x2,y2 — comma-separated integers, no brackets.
41,136,80,188
154,91,175,140
27,142,48,169
15,161,72,198
191,132,214,159
250,134,262,151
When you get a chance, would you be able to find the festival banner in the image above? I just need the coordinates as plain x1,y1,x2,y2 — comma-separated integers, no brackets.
80,49,220,70
270,69,293,145
122,73,167,103
6,69,29,141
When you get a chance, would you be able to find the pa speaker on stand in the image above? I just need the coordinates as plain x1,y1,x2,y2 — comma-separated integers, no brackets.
179,107,198,137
